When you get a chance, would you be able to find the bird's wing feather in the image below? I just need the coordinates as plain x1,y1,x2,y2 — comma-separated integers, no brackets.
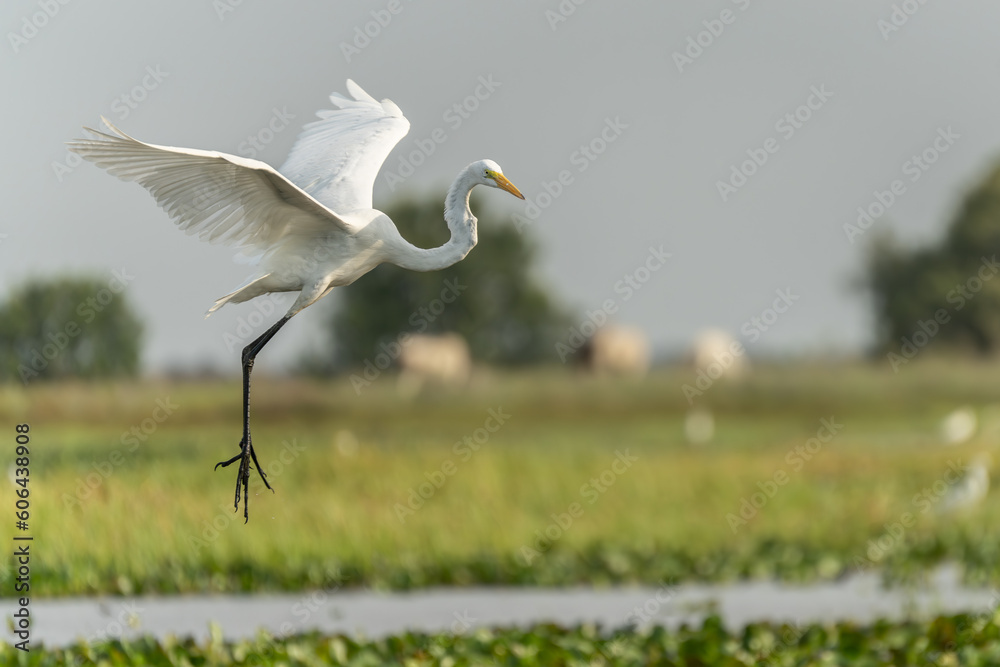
278,79,410,213
67,119,356,254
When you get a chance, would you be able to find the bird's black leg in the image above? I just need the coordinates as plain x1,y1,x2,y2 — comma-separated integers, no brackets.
215,315,290,522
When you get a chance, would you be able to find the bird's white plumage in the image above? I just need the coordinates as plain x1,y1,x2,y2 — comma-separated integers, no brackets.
67,79,524,521
279,79,410,214
67,121,356,255
67,80,522,319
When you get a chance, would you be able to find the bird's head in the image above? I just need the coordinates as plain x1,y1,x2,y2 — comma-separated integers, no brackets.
476,159,525,200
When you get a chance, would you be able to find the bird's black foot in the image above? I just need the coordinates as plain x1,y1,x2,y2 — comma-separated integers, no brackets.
215,437,273,522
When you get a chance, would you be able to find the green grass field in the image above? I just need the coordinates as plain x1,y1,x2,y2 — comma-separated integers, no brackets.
4,359,1000,597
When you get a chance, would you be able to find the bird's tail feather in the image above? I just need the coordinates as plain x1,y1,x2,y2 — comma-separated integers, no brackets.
205,273,274,318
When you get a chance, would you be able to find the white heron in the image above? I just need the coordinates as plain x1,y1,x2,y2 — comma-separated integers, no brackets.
67,80,525,521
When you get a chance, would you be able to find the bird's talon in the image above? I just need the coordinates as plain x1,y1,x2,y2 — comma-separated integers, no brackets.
73,83,519,526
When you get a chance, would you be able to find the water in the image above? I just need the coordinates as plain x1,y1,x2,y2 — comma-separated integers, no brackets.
7,565,996,648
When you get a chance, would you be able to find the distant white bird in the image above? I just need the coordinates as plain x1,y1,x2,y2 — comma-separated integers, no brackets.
939,453,991,514
684,408,715,445
940,407,977,446
68,80,525,521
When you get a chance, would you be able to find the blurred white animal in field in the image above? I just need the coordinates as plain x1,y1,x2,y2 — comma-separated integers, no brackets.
397,333,471,391
684,408,715,445
939,452,991,514
940,406,978,445
690,328,747,379
334,429,359,458
581,326,651,376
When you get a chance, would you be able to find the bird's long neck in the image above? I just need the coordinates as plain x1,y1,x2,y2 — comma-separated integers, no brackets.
389,167,479,272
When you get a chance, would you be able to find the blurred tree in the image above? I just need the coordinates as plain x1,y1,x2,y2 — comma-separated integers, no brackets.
866,162,1000,354
314,193,571,370
0,274,144,382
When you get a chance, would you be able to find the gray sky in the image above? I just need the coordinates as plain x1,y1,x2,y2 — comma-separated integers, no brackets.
4,1,999,374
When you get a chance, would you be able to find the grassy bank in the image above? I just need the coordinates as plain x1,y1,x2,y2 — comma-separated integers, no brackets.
3,360,1000,595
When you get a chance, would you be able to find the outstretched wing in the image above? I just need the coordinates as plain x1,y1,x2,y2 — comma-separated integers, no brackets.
67,119,355,254
279,79,410,214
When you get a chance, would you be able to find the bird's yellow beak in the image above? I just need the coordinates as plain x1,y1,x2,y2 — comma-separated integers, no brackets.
493,173,525,200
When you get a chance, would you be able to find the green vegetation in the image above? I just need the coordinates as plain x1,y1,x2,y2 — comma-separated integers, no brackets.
0,274,143,383
865,160,1000,356
3,361,1000,596
9,613,1000,665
